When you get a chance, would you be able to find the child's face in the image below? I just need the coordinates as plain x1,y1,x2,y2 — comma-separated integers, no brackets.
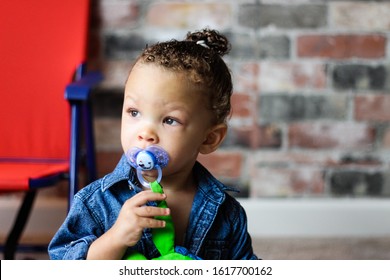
121,63,219,179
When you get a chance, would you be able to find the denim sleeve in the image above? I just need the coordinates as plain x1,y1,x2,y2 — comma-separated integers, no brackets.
48,196,102,260
229,200,259,260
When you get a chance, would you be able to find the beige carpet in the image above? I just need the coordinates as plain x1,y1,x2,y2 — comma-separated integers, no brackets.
253,237,390,260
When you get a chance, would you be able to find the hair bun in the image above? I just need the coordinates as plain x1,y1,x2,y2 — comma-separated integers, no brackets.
186,28,231,56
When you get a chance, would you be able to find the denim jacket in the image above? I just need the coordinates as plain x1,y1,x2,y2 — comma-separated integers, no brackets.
48,155,258,260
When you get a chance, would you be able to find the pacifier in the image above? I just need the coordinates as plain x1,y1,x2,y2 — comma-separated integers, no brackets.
126,145,169,188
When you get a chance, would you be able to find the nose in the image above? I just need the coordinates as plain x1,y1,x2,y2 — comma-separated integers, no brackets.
137,126,158,144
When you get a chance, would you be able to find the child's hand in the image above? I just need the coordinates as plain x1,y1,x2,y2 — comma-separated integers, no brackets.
111,190,169,248
87,190,169,260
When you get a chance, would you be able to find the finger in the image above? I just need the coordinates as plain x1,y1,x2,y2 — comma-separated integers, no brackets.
138,217,167,229
134,205,170,218
125,190,167,208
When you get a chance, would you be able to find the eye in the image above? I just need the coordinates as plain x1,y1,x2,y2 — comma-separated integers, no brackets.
163,117,180,126
127,109,140,118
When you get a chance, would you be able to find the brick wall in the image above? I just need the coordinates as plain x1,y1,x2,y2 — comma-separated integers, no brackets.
89,0,390,198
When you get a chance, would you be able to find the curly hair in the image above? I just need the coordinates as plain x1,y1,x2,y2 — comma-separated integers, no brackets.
136,29,233,124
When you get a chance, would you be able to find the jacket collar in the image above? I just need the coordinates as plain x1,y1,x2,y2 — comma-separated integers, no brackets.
193,161,238,204
100,154,132,192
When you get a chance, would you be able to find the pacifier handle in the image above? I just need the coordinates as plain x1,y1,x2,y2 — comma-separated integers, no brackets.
136,165,162,188
126,145,169,188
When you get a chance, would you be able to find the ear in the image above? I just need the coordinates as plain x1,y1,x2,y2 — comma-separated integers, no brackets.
199,123,227,155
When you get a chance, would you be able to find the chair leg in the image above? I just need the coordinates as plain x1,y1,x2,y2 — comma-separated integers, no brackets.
69,101,81,211
83,102,97,183
4,190,37,259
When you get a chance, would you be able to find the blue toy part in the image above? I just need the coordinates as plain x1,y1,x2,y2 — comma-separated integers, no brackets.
174,246,202,260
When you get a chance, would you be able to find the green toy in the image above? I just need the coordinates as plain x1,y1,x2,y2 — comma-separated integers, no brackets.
125,146,200,260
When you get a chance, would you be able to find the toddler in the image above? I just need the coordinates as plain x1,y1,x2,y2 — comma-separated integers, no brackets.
49,28,258,260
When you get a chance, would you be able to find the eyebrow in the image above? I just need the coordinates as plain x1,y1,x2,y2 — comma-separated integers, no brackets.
123,94,138,103
162,101,193,114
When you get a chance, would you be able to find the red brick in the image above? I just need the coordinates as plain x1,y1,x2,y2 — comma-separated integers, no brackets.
231,93,253,118
355,95,390,122
383,128,390,148
297,35,386,59
288,123,376,149
197,152,242,179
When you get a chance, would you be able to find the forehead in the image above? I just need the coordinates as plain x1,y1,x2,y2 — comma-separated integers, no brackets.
125,63,207,103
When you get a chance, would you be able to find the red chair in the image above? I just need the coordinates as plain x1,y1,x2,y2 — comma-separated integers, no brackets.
0,0,102,259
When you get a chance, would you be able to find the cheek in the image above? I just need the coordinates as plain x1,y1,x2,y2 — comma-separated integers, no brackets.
121,122,133,152
165,136,202,161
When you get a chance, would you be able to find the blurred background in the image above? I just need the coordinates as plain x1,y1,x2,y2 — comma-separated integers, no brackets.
1,0,390,259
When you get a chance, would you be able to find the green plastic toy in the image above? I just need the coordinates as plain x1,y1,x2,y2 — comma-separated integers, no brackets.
125,146,200,260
